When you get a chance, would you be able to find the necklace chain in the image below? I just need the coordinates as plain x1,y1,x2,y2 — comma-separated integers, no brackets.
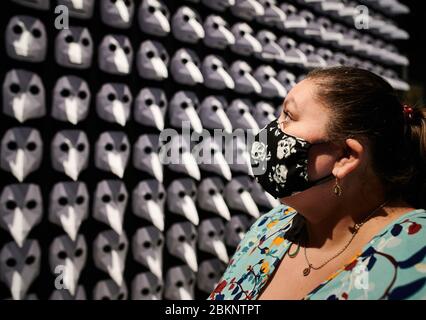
301,200,390,276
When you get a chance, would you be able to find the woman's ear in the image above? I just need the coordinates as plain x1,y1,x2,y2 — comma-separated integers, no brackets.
332,138,364,179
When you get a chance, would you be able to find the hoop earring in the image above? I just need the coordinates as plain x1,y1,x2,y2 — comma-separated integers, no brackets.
333,177,343,196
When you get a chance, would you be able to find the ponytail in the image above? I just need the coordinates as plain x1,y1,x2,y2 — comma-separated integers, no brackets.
404,107,426,209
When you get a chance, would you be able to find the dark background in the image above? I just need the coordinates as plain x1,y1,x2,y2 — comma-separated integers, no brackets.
399,0,426,107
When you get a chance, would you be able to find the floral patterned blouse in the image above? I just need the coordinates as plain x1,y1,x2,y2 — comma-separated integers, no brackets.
208,204,426,300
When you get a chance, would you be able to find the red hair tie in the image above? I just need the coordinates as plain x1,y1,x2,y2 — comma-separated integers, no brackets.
402,104,414,122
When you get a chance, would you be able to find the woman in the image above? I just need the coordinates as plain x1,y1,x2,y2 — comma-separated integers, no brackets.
208,66,426,300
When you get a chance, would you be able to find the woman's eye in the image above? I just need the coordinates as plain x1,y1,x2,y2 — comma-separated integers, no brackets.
283,109,292,122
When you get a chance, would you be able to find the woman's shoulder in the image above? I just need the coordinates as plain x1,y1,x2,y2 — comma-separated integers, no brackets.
308,208,426,300
369,208,426,246
235,204,298,250
366,208,426,256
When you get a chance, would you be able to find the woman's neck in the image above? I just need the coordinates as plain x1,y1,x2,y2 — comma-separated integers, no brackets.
300,197,414,251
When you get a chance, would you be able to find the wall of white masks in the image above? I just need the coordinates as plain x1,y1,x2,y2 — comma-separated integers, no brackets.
0,0,409,300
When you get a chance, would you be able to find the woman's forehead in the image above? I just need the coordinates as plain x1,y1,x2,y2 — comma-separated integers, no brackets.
286,79,327,116
282,79,331,141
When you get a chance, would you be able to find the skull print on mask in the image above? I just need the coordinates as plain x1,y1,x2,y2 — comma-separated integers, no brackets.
6,16,47,62
254,65,287,98
166,179,199,226
93,230,128,287
93,180,128,236
230,0,265,21
51,75,90,125
202,55,235,90
133,135,163,183
198,218,229,263
169,91,203,134
197,259,226,293
57,0,95,19
99,35,133,75
159,135,201,181
197,177,231,221
166,222,198,272
193,136,232,181
3,69,46,123
203,15,235,49
225,214,253,247
1,127,43,182
48,181,89,241
131,272,163,300
48,235,87,297
201,0,234,12
0,240,41,300
51,130,89,181
224,176,260,218
55,27,93,69
132,226,164,279
134,87,167,131
171,6,205,43
198,96,232,134
0,184,42,248
96,83,132,127
224,135,253,176
138,0,170,37
100,0,135,29
132,179,165,231
226,99,260,133
230,22,262,56
170,48,203,86
137,40,169,80
95,132,130,178
230,60,262,95
252,101,278,130
164,265,195,300
93,278,128,300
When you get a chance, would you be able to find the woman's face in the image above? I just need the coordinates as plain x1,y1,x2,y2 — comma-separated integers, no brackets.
277,79,343,192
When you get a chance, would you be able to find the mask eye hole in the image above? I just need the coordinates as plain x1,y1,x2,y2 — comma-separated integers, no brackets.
7,141,18,151
60,88,71,97
10,83,20,94
78,91,87,100
26,199,37,209
6,258,17,268
65,35,74,43
25,255,36,265
81,38,90,46
13,25,23,34
32,28,41,38
29,85,39,95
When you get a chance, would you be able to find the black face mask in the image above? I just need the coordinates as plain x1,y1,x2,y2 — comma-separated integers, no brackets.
250,119,335,198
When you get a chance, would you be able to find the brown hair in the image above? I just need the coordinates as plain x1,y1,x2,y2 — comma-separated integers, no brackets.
306,66,426,209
